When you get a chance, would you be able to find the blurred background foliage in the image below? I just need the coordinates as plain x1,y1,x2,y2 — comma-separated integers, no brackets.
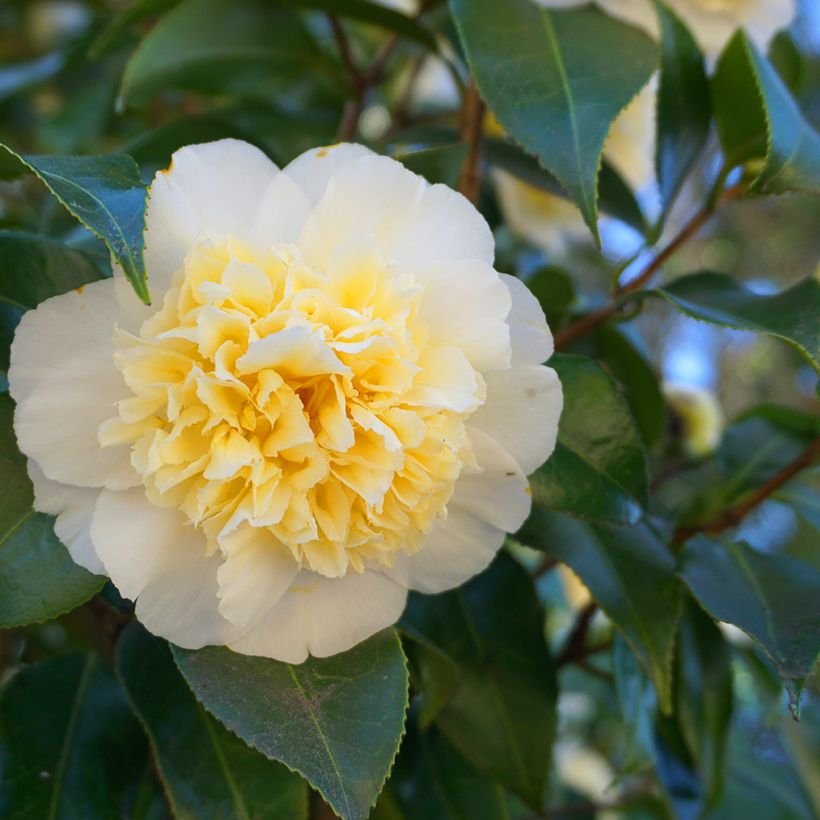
0,1,819,819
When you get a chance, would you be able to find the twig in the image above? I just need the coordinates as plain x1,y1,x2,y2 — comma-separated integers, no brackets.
556,602,598,667
673,436,820,543
458,80,485,204
329,0,440,141
553,182,744,350
531,555,559,579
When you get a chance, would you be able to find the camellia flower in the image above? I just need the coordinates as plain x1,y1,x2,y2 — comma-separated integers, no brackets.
664,383,724,458
492,80,657,253
539,0,796,59
9,140,562,662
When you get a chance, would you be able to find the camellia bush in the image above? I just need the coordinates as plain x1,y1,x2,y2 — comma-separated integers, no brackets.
1,0,819,818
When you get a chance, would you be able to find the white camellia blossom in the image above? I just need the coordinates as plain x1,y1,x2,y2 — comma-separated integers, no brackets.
539,0,797,59
8,140,562,663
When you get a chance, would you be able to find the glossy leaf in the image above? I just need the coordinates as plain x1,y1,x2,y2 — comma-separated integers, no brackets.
0,653,147,818
653,0,710,210
451,0,658,238
679,536,820,715
535,513,681,712
650,272,820,372
119,0,333,107
593,326,666,449
400,628,460,730
528,354,648,524
376,718,528,820
612,633,655,774
0,144,149,303
484,138,647,234
713,31,820,194
0,394,103,627
0,231,104,310
117,623,307,820
173,629,408,820
676,600,733,808
396,143,468,188
402,553,555,809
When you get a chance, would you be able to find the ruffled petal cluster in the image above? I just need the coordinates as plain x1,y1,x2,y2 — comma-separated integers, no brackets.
9,140,562,662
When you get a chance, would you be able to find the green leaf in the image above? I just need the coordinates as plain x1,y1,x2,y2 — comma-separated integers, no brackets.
116,623,308,820
402,553,556,809
0,144,149,304
378,719,528,820
713,31,820,194
395,144,468,189
0,52,64,103
450,0,658,238
0,653,147,818
527,354,648,524
484,138,647,235
119,0,334,107
0,394,103,627
90,0,181,57
653,709,703,820
676,599,733,808
172,630,408,820
593,326,666,449
612,633,655,774
535,513,681,712
0,231,104,310
653,0,710,211
400,629,460,730
679,536,820,715
650,272,820,373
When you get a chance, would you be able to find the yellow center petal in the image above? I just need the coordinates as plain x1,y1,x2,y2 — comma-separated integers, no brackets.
101,237,484,578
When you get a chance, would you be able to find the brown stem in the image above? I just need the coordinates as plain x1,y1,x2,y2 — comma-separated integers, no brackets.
457,80,485,204
531,555,559,579
556,602,598,667
673,436,820,544
553,182,744,350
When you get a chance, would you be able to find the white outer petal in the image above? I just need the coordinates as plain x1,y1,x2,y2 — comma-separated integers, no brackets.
386,507,506,594
386,427,531,594
216,524,299,628
27,461,104,574
8,278,150,490
91,487,244,647
144,139,280,291
283,143,376,205
470,364,563,475
297,154,494,272
228,570,407,663
500,273,553,365
415,259,512,372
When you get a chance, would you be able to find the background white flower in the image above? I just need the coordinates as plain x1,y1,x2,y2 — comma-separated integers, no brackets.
8,139,562,663
538,0,797,59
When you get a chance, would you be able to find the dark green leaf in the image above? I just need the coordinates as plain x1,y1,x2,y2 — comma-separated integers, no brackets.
0,144,149,303
653,710,703,820
676,599,733,807
172,630,408,820
117,623,307,820
484,138,647,234
535,514,680,712
0,231,104,310
713,31,820,194
400,629,460,730
378,718,528,820
653,0,710,210
451,0,658,238
402,553,555,809
0,654,147,819
650,272,820,372
395,144,467,188
90,0,180,57
0,394,103,627
679,536,820,715
528,354,648,524
119,0,334,107
612,633,655,774
593,326,666,449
